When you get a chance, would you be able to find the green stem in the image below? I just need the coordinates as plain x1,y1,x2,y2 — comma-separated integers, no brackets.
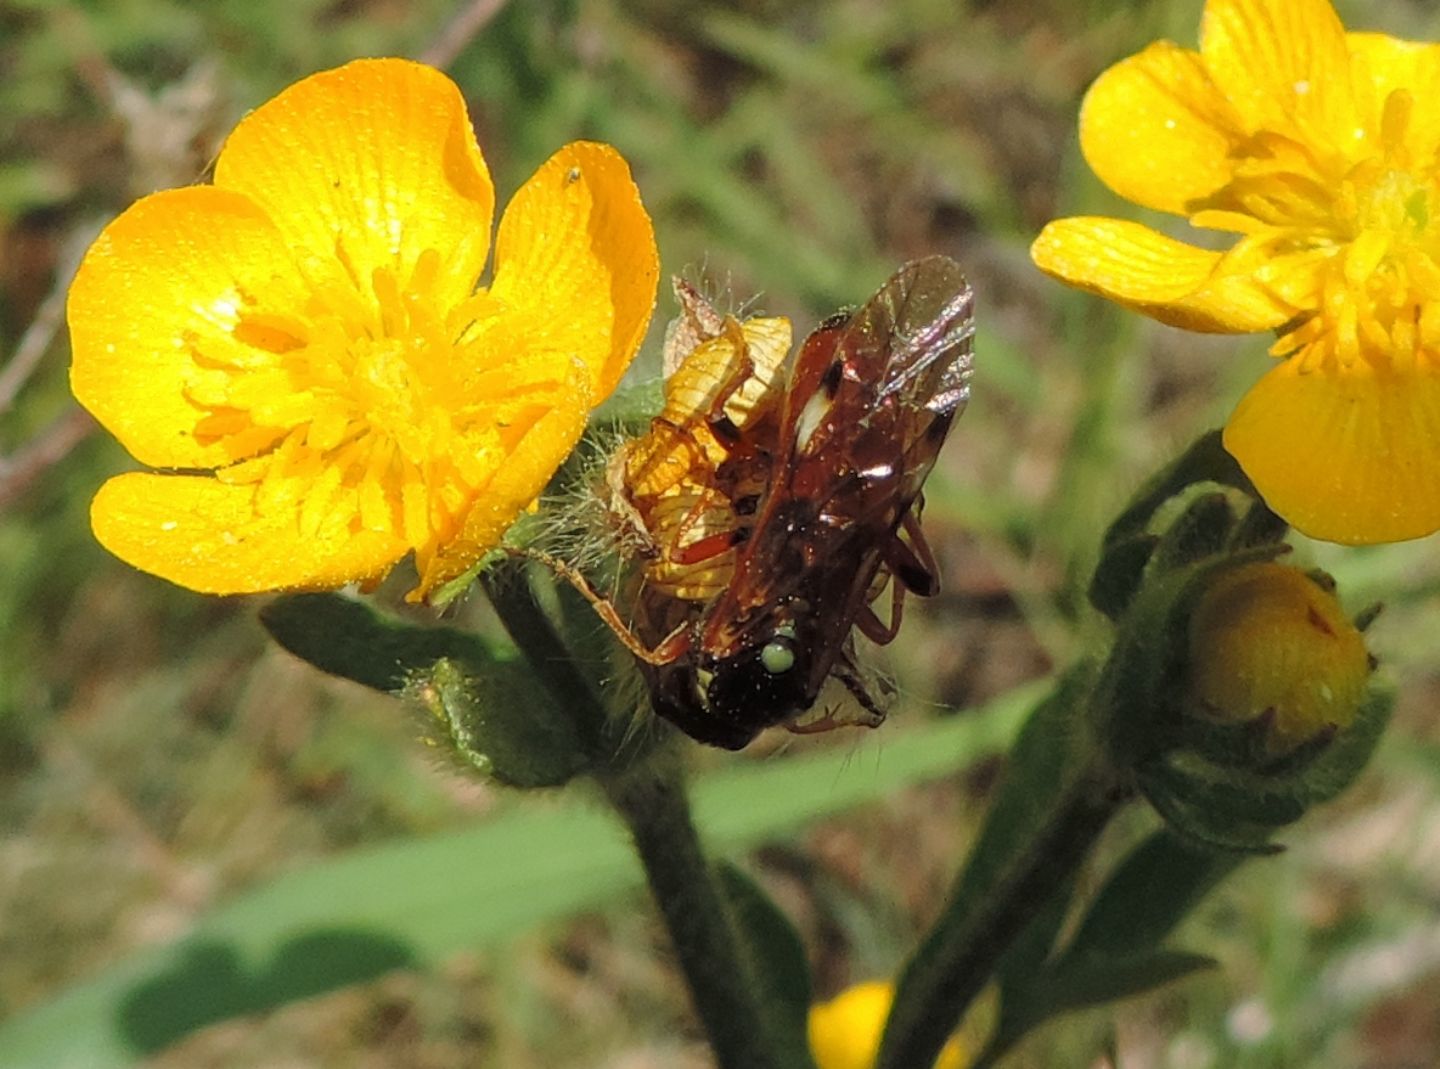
877,764,1124,1069
607,768,786,1069
484,561,783,1067
481,562,611,757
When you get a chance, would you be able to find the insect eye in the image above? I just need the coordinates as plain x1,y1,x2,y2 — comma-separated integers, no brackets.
760,638,796,675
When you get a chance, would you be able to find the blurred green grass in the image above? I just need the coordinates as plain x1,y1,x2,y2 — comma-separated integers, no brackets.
4,0,1440,1066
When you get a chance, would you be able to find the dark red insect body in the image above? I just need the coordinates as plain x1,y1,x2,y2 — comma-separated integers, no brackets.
637,256,976,748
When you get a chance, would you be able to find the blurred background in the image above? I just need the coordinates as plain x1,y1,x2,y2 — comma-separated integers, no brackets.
4,0,1440,1066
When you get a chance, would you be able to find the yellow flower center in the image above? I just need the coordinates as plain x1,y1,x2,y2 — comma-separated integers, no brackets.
1204,89,1440,376
180,246,554,553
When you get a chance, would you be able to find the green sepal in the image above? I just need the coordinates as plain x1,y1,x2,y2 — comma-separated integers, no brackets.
410,658,589,788
592,377,664,433
1088,533,1157,621
1099,430,1254,553
1091,544,1286,766
716,862,818,1069
482,557,660,770
428,547,506,611
1284,688,1393,806
1173,705,1290,773
1136,688,1392,847
1136,768,1285,855
1228,499,1289,550
1142,755,1310,829
261,593,589,788
1089,430,1278,619
1146,492,1235,575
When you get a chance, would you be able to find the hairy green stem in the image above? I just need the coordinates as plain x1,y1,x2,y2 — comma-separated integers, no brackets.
607,769,786,1069
485,561,783,1068
877,767,1124,1069
481,562,612,757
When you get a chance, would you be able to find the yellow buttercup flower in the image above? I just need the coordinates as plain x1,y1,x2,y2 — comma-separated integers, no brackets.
69,58,658,598
808,982,968,1069
1031,0,1440,544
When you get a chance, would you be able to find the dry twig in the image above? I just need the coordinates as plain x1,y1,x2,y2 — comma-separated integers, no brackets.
0,408,97,511
0,222,100,415
419,0,511,70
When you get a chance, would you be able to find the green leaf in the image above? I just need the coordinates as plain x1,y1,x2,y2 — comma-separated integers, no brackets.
259,593,499,693
1062,830,1244,962
116,931,416,1056
1031,950,1217,1018
994,867,1079,1045
0,680,1039,1069
879,667,1120,1069
983,834,1237,1067
944,664,1101,908
262,592,589,788
716,863,818,1069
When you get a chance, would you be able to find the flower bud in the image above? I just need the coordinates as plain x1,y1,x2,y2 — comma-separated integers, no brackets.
1184,563,1370,756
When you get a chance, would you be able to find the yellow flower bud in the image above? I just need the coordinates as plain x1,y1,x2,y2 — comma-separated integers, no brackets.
808,981,970,1069
1185,563,1370,755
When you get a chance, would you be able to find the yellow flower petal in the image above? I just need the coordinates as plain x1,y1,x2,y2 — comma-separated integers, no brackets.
1224,356,1440,543
416,374,591,596
68,186,309,469
1200,0,1358,150
91,472,407,593
72,59,658,596
1031,217,1294,332
1347,32,1440,163
1080,41,1242,214
488,141,660,398
214,58,494,309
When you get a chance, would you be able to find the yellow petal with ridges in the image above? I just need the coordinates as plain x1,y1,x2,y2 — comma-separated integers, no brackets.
68,186,309,469
214,58,494,310
1201,0,1358,150
1030,217,1294,332
489,141,659,399
1224,356,1440,543
1347,33,1440,163
91,472,408,594
1080,41,1241,214
415,374,592,597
